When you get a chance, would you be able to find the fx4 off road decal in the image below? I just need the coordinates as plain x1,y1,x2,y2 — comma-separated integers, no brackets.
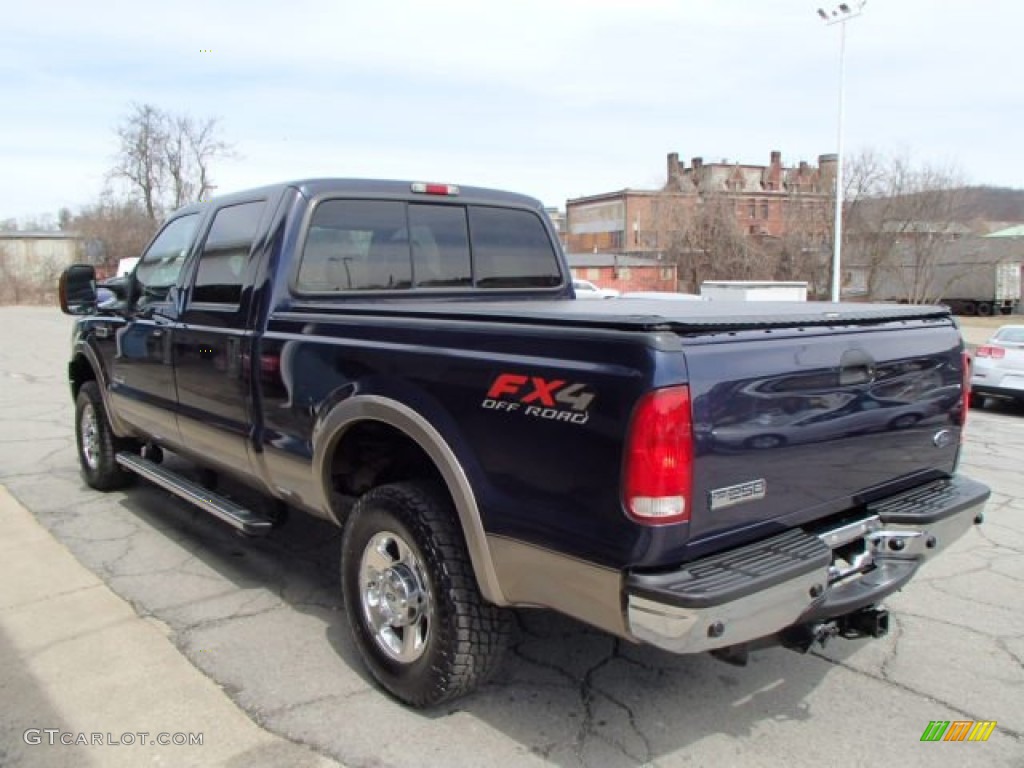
482,373,595,425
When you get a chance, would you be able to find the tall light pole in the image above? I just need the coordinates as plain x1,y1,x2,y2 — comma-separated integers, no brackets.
817,2,865,303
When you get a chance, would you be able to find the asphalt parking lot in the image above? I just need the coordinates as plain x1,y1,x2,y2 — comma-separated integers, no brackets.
1,306,1021,767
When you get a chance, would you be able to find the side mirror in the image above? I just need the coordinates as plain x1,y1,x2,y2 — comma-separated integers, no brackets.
58,264,98,315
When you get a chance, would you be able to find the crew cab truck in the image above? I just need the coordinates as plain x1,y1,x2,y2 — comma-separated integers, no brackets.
58,179,989,707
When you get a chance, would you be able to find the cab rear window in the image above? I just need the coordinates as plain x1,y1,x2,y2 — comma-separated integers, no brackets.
296,200,561,293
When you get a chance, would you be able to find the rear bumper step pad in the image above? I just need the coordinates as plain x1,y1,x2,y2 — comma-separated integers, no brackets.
625,475,988,654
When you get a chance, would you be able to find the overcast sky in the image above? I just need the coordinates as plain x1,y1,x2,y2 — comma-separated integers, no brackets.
3,0,1021,221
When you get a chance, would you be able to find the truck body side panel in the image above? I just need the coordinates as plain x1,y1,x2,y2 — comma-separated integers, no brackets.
256,309,674,568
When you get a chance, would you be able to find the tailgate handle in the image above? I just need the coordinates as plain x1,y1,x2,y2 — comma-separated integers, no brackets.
839,349,875,386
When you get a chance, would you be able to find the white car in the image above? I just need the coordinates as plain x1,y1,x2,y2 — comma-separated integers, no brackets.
572,279,619,299
970,324,1024,407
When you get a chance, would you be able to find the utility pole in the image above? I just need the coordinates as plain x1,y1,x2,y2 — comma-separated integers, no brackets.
817,2,865,302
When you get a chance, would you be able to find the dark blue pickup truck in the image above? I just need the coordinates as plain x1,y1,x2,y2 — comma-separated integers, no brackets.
58,179,989,707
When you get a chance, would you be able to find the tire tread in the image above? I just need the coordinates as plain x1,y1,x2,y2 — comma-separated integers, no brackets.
341,481,511,707
75,381,134,491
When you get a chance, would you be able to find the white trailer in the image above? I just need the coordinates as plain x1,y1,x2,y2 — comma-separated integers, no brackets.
872,259,1021,316
939,261,1020,316
700,280,808,302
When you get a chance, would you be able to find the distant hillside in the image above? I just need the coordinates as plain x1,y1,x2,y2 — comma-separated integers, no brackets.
953,186,1024,223
849,185,1024,234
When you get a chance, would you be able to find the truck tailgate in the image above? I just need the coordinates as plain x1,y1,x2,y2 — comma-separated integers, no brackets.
684,322,964,544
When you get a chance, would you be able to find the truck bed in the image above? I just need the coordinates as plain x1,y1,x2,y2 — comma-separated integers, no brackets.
267,297,965,570
282,297,953,333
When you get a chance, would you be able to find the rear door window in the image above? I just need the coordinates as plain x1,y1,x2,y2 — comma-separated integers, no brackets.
192,200,266,305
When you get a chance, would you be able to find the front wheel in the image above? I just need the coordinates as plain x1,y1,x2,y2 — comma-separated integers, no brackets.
341,482,510,707
75,381,134,490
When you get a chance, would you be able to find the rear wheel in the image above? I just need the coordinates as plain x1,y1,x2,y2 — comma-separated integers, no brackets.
341,481,510,707
75,381,134,490
977,302,993,317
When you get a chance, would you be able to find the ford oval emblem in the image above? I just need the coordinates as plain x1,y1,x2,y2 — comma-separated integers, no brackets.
933,429,954,448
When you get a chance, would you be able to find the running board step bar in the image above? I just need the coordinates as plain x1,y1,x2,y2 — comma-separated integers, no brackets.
115,452,273,536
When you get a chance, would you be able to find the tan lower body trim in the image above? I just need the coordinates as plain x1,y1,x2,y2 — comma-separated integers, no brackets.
488,535,630,639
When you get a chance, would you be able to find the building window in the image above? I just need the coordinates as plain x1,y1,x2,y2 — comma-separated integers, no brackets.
761,203,769,220
610,231,623,249
748,202,756,219
661,267,674,280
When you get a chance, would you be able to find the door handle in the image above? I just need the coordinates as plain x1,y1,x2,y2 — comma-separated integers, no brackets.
94,326,111,339
151,329,164,338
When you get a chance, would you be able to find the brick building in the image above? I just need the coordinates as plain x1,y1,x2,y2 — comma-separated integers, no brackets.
565,151,835,254
567,253,677,293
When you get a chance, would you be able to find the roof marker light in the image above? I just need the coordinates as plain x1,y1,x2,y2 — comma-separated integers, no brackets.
411,182,460,196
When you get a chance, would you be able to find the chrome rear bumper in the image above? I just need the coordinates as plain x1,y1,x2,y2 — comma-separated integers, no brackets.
626,476,989,654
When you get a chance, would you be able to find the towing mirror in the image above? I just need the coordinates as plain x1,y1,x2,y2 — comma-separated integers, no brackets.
58,264,98,315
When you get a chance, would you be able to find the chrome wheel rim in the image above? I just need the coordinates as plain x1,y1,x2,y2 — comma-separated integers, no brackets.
80,403,100,470
358,530,431,663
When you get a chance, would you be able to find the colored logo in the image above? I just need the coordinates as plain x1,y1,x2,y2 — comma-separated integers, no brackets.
481,372,596,425
920,720,997,742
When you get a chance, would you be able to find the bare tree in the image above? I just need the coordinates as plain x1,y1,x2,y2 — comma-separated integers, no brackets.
777,192,832,296
0,244,24,303
656,189,773,291
186,117,233,202
842,149,966,303
110,103,234,220
111,104,168,221
67,196,159,273
163,116,191,210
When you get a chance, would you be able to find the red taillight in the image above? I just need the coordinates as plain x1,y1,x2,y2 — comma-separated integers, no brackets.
623,386,693,525
411,182,460,196
975,345,1005,359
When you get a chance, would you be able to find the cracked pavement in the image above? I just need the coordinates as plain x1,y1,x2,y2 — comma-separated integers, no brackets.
1,306,1021,767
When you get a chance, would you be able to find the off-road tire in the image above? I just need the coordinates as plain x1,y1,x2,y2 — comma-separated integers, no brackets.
341,481,511,707
75,381,134,491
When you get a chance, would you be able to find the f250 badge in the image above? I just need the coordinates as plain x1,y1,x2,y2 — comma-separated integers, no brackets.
482,373,595,425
